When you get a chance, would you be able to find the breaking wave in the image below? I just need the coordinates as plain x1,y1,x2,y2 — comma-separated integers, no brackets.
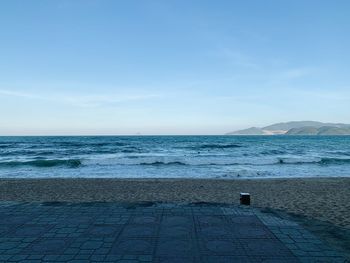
278,157,350,165
0,159,82,168
2,156,349,169
137,157,350,166
261,149,286,155
319,157,350,165
83,155,350,167
140,161,187,166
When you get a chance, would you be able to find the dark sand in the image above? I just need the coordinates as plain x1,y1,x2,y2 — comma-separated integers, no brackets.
0,177,349,228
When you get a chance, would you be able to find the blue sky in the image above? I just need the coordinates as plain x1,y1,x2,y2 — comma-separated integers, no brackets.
0,0,349,135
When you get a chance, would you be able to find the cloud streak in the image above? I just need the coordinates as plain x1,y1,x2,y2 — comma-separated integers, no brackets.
0,89,42,99
62,94,161,107
0,89,161,108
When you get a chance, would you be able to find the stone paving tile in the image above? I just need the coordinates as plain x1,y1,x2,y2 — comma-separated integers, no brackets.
110,239,155,255
198,239,245,256
196,225,233,239
250,256,300,263
7,225,53,238
240,238,295,257
0,201,347,262
159,225,193,239
0,225,19,236
119,225,158,239
200,256,249,263
0,215,33,225
232,225,276,239
154,256,197,263
157,238,195,257
251,208,348,262
82,224,122,238
22,238,73,255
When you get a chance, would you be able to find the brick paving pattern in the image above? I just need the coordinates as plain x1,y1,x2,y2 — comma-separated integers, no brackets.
0,202,346,262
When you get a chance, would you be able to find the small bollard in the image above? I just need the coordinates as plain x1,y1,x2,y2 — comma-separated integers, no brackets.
240,193,250,205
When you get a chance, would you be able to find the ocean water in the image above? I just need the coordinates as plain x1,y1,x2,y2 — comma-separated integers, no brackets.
0,136,350,179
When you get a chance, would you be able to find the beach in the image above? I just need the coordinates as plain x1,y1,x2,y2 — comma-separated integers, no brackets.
0,177,349,229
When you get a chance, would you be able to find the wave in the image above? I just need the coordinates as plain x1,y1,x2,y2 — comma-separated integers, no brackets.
83,155,350,167
277,158,321,164
222,170,271,179
0,145,10,149
52,141,126,147
3,156,349,169
193,143,242,150
278,157,350,165
0,150,57,157
327,151,350,157
261,149,286,155
85,156,276,166
138,157,350,166
90,142,126,147
319,157,350,165
120,147,144,153
0,147,143,157
140,161,187,166
0,159,82,168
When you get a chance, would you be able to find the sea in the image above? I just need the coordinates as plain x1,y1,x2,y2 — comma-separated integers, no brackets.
0,136,350,179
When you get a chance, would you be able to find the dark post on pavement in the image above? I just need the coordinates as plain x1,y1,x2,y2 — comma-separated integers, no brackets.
240,193,250,205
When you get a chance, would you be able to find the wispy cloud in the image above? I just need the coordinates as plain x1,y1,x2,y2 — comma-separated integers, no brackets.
213,47,316,82
0,89,42,99
0,89,161,107
62,94,161,107
215,47,260,69
286,87,350,101
278,68,312,80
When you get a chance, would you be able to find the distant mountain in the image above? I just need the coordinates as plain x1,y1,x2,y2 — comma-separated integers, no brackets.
286,126,350,135
226,127,265,135
285,126,319,135
226,121,350,135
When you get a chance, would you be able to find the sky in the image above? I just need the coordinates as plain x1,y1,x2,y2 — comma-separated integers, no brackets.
0,0,349,135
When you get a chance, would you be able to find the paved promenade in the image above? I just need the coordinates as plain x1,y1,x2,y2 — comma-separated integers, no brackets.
0,202,346,263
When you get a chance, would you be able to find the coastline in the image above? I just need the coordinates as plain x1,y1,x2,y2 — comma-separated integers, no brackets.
0,177,349,228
